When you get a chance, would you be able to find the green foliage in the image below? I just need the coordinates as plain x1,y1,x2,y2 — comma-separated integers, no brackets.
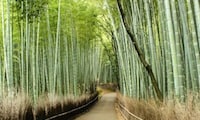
15,0,48,22
111,0,200,101
0,0,114,104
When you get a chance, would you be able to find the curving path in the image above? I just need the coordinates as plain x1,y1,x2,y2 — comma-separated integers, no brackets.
75,93,118,120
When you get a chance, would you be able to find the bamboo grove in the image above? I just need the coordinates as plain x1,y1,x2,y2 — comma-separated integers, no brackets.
0,0,114,103
106,0,200,100
1,0,200,104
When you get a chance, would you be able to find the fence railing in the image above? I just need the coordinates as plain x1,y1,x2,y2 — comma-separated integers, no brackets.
45,96,98,120
118,102,143,120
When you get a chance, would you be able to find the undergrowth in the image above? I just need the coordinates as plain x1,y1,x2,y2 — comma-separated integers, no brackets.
0,93,33,120
117,93,200,120
0,92,98,120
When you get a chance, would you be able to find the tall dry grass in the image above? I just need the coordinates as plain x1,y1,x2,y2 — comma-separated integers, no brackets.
0,92,98,120
0,93,33,120
35,93,98,119
117,93,200,120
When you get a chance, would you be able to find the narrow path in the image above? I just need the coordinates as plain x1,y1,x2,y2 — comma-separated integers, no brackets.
75,93,118,120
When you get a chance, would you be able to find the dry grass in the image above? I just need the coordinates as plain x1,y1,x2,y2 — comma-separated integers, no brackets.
0,92,98,120
34,92,98,119
0,93,33,120
117,93,200,120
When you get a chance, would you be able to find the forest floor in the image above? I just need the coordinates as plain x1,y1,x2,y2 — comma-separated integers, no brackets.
74,92,119,120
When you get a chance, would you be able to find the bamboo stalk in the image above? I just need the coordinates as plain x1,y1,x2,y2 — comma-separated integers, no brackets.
117,0,163,101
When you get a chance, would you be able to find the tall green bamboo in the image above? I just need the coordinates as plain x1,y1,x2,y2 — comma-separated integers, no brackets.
105,0,200,101
0,0,110,104
3,0,14,96
1,0,5,97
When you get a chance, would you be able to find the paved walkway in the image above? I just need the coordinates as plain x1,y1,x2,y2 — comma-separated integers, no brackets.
75,93,118,120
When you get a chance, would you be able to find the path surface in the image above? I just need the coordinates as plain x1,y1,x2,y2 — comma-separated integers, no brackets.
75,93,118,120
